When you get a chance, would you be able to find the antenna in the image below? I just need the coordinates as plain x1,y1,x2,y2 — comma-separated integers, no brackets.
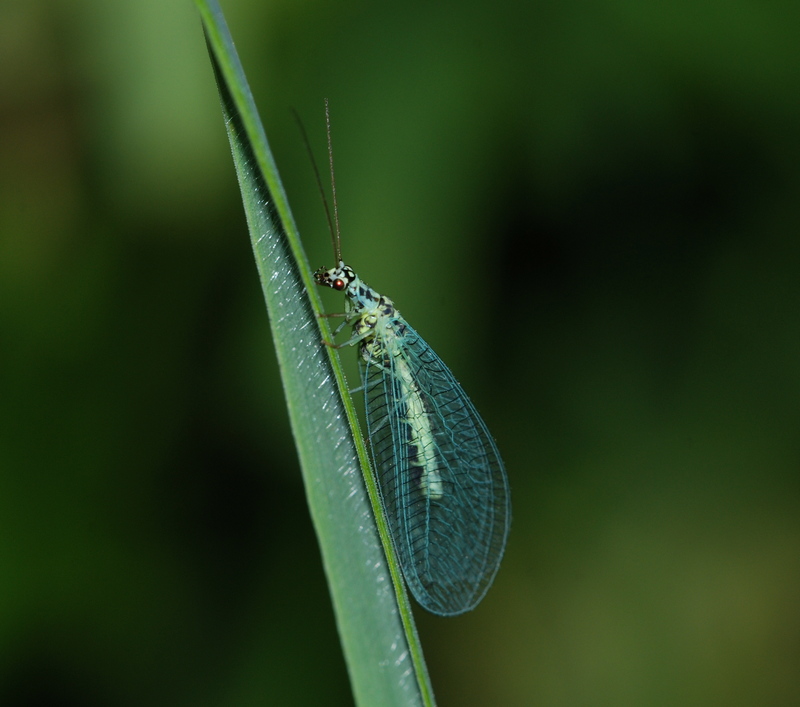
325,98,342,264
291,101,342,264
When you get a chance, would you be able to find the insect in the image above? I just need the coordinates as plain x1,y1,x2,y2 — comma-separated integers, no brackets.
310,102,510,616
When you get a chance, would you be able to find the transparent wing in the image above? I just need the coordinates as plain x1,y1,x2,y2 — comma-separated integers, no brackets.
361,319,510,616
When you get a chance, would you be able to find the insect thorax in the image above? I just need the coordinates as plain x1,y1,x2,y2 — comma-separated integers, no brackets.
354,295,401,368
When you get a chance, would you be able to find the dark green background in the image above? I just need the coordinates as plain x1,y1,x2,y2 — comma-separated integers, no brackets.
1,0,798,705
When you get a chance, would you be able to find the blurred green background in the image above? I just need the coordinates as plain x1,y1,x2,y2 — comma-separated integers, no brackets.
2,0,799,705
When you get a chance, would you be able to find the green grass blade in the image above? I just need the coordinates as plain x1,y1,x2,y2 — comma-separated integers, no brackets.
193,1,435,705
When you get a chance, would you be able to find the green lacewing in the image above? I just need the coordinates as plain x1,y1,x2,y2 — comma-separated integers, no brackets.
311,102,510,615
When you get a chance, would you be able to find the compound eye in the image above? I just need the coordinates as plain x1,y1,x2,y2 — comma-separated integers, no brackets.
333,278,346,291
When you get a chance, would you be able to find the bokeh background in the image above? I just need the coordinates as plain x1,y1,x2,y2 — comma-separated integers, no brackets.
2,0,799,705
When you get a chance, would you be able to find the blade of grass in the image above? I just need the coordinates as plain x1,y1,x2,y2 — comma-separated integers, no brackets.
193,1,435,705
